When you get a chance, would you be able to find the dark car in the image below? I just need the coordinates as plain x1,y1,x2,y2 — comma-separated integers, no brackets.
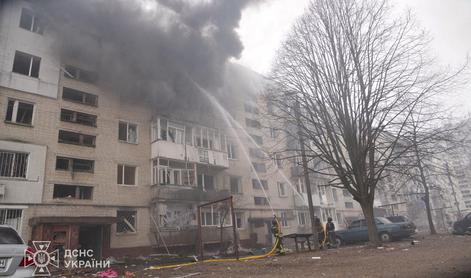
335,217,415,246
386,215,417,231
453,212,471,235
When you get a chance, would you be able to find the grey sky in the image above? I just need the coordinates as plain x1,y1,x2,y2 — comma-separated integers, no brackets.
236,0,471,115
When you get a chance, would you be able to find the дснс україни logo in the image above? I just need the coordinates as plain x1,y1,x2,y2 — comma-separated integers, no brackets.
24,241,60,276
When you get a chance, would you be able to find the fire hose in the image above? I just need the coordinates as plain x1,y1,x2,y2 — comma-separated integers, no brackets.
146,219,282,271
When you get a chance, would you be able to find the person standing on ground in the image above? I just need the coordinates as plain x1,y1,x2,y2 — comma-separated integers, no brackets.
326,217,336,248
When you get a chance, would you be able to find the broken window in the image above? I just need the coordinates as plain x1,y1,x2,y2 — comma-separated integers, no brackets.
58,130,96,147
62,87,98,106
117,210,137,233
12,51,40,78
278,182,287,197
63,65,98,83
19,8,43,34
60,109,97,127
167,122,184,144
0,151,28,178
154,159,195,186
197,174,214,191
53,184,93,199
200,205,231,227
227,143,237,159
254,197,269,206
118,121,138,143
5,99,34,125
55,156,94,172
230,176,241,194
117,164,136,186
252,179,268,190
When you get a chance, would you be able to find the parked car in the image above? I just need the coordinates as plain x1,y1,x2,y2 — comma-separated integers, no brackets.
386,215,417,231
0,225,34,277
335,217,416,246
453,212,471,235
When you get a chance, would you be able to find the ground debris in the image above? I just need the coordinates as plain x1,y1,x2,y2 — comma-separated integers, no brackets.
171,273,201,278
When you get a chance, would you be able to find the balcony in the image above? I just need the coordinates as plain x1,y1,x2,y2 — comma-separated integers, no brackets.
151,140,229,168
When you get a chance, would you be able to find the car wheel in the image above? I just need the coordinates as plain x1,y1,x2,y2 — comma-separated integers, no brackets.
335,236,343,247
380,232,391,242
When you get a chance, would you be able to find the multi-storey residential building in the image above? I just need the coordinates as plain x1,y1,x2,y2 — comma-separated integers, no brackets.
0,0,366,258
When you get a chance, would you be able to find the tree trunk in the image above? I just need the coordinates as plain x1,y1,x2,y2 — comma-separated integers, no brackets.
413,136,437,235
359,198,381,246
422,187,437,235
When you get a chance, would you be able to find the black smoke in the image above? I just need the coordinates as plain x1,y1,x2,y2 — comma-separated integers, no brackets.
33,0,258,110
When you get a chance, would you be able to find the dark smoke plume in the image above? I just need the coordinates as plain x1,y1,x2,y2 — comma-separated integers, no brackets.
33,0,258,110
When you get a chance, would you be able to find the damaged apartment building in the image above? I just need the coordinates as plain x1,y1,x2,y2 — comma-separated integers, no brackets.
0,0,364,257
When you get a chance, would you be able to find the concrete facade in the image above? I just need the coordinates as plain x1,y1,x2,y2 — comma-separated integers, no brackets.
0,0,370,258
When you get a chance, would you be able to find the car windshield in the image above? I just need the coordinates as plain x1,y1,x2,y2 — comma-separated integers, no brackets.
0,227,23,244
376,217,392,224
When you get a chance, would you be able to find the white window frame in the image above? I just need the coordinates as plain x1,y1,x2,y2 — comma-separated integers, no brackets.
230,176,241,194
12,51,40,78
278,182,287,197
5,99,35,126
297,178,306,194
297,211,307,226
167,122,185,144
119,121,138,144
19,8,43,34
227,143,236,160
280,211,288,227
117,164,137,186
200,205,232,227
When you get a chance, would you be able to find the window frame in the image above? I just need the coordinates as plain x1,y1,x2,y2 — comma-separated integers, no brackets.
19,8,43,34
62,87,98,107
58,130,96,147
117,164,137,186
118,121,139,144
0,150,29,179
280,211,288,227
52,184,93,200
60,109,97,127
227,143,237,160
116,210,137,234
55,156,94,173
278,182,287,197
12,51,41,78
230,176,242,194
5,99,35,126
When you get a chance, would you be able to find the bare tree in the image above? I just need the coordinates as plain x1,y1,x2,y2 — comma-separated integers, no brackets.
267,0,464,245
391,105,469,234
